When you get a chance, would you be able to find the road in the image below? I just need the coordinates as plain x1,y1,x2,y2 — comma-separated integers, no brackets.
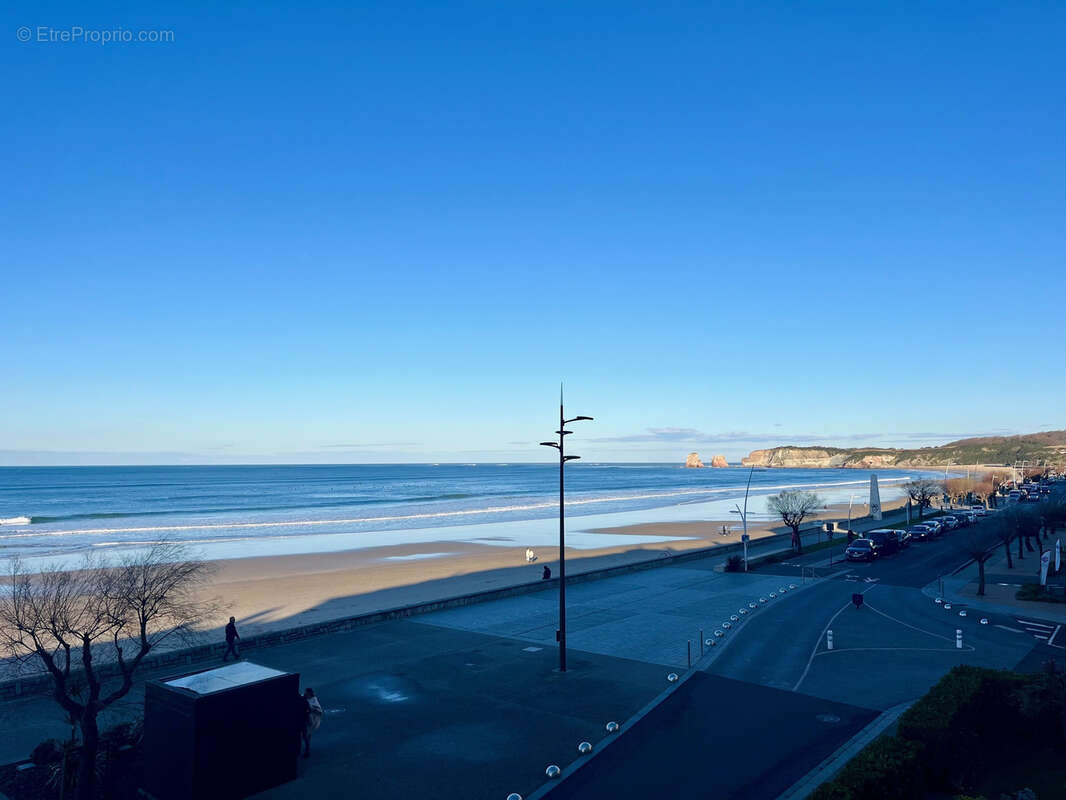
543,516,1058,799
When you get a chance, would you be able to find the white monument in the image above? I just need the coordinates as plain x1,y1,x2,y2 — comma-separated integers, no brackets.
869,474,882,521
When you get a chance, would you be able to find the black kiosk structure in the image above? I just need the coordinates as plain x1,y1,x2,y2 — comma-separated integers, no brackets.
143,662,302,799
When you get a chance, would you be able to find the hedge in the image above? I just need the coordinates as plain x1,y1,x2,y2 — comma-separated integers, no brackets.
814,666,1036,798
897,666,1027,788
809,736,925,800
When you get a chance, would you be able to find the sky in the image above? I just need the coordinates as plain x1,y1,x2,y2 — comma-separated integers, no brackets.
2,1,1064,465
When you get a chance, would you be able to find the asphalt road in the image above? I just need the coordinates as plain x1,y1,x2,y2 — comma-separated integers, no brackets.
543,672,877,800
544,516,1057,800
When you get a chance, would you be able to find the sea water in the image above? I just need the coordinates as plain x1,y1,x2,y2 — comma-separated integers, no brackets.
0,464,926,562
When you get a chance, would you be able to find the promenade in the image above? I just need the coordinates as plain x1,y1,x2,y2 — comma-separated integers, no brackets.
0,527,864,800
4,501,1042,800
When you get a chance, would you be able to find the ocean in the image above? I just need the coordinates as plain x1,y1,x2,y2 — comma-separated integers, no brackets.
0,464,926,563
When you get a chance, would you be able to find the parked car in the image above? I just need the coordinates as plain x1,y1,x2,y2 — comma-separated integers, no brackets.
845,539,878,562
957,511,977,525
909,524,935,541
865,529,900,556
923,520,943,536
940,516,959,530
971,505,988,516
894,529,912,549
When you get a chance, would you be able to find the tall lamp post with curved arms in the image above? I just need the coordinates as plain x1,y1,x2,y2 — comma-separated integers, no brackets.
540,391,593,673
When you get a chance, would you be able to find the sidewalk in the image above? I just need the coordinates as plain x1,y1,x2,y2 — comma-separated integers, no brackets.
929,542,1066,624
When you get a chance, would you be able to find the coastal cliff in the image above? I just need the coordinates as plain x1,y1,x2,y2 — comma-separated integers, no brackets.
740,430,1066,468
710,454,729,468
684,452,705,468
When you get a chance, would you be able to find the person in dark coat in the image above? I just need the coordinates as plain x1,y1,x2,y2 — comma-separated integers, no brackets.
541,565,551,580
300,688,323,757
223,616,241,661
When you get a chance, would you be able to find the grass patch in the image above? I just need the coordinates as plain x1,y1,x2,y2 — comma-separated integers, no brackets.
1016,583,1066,604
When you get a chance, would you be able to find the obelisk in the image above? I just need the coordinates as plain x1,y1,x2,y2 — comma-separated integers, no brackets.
869,474,882,521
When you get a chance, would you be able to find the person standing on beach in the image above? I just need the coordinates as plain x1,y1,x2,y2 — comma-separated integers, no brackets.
541,565,551,580
223,616,241,661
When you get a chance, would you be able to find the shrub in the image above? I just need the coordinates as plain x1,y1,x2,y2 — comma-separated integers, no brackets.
724,555,744,572
30,738,63,766
810,736,925,800
898,666,1026,789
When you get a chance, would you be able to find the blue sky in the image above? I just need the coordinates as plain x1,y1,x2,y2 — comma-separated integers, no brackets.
2,1,1064,465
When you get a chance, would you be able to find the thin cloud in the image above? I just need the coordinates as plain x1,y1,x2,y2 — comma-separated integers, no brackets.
319,442,419,449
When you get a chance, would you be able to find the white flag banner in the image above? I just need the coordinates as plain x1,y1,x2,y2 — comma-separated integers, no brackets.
1040,550,1051,586
869,475,882,521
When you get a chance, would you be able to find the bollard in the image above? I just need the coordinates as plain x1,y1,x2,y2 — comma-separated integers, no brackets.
956,629,963,649
827,629,834,650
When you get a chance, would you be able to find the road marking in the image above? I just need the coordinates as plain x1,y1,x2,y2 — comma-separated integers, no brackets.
1049,626,1062,647
1035,635,1049,640
864,604,961,646
995,625,1025,633
817,645,974,655
1016,619,1055,630
792,584,878,693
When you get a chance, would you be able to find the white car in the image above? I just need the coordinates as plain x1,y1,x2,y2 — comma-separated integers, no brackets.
970,505,988,516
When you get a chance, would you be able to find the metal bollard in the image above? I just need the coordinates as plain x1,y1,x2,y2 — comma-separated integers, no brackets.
956,629,963,649
827,630,834,650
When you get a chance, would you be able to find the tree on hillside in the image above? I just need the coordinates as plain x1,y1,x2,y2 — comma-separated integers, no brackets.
0,542,214,800
901,478,942,520
767,490,822,554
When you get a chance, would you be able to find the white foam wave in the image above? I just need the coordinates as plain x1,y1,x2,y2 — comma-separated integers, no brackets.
0,516,31,526
0,475,910,540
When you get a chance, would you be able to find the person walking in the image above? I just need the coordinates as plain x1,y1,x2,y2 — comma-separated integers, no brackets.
223,616,241,661
300,688,324,757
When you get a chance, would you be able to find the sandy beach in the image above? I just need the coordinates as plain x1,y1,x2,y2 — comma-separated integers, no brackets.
198,494,914,639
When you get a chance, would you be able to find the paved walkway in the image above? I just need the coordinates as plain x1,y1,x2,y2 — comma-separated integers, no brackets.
935,540,1066,625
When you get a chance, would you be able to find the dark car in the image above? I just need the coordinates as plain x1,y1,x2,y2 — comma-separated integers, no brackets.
865,529,900,556
894,529,912,549
845,539,878,562
939,516,959,530
909,524,934,541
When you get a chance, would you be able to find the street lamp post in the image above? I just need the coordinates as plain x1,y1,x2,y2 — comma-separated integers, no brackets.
540,392,592,673
729,466,756,571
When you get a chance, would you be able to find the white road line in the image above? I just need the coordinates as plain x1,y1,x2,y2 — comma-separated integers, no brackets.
792,584,878,693
1049,626,1062,647
815,645,974,655
995,625,1025,633
1016,619,1055,630
864,603,959,646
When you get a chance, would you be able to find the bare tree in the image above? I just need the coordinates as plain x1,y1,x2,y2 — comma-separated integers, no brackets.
0,542,214,800
959,528,995,596
767,490,822,554
1000,503,1040,560
901,478,942,520
993,516,1015,569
